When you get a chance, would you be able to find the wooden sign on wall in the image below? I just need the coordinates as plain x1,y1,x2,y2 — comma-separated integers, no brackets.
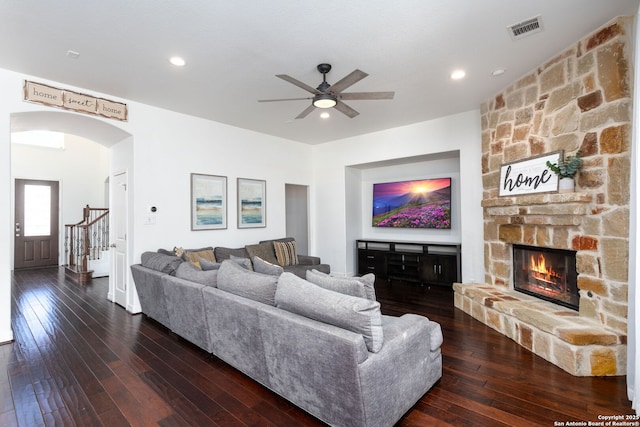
498,151,561,196
23,80,128,121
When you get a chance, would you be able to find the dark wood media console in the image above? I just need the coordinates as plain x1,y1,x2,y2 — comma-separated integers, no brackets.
357,239,461,286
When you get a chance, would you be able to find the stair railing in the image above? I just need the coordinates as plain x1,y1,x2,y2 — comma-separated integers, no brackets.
64,205,109,274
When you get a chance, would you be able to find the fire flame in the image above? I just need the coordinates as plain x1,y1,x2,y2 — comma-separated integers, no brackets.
529,254,562,284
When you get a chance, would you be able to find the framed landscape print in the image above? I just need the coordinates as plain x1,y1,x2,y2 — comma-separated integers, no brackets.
191,173,227,230
237,178,266,228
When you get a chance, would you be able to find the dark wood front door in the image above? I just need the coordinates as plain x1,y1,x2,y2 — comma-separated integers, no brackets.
14,179,59,269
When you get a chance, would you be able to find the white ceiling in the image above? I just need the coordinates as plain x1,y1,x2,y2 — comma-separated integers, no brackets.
1,1,638,145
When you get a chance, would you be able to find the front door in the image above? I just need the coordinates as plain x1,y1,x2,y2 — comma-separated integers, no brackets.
111,171,128,308
14,179,59,269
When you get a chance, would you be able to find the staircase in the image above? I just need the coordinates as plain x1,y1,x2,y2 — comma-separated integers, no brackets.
64,205,109,283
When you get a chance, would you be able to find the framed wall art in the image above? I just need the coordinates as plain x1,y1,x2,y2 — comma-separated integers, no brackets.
191,173,227,230
237,178,266,228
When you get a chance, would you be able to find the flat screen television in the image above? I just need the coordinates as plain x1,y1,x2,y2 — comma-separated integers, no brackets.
372,177,451,229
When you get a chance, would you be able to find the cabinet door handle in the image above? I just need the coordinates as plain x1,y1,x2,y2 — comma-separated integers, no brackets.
439,265,442,274
367,255,374,259
434,265,437,274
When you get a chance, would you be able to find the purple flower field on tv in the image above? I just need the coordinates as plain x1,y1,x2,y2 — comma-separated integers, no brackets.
373,200,451,229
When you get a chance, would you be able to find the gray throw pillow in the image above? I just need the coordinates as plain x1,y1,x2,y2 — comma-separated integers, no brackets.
276,273,384,353
141,251,183,275
306,269,377,301
217,260,278,306
199,258,221,271
252,256,284,276
229,255,253,270
175,261,219,287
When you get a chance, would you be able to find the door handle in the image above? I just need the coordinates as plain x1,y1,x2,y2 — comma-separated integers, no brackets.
15,223,20,232
110,243,116,248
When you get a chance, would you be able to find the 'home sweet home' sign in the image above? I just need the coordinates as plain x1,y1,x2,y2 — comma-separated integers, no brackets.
23,80,128,121
498,152,561,196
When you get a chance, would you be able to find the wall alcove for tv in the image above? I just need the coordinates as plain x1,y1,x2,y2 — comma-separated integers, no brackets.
344,150,461,276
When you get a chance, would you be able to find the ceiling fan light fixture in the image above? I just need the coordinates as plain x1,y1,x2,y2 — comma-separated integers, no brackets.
313,93,337,109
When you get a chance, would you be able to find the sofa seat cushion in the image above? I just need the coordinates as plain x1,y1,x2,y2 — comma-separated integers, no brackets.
273,240,299,266
217,260,278,306
245,242,279,265
141,251,183,275
175,261,219,287
275,273,384,353
306,270,376,301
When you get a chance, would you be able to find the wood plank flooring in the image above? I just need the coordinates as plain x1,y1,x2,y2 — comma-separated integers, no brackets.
1,267,634,426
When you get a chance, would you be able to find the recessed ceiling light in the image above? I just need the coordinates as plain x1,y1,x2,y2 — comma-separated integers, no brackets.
492,68,506,76
320,112,330,119
169,56,186,67
450,70,466,80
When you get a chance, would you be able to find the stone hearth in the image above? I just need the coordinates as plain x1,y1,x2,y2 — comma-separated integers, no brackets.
454,17,631,376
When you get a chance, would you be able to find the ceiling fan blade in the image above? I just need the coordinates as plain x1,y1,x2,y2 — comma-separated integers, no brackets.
339,91,395,100
295,104,316,119
334,101,360,118
328,69,368,94
258,97,311,102
276,74,320,94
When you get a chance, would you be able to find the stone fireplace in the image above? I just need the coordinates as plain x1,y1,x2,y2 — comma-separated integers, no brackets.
454,17,631,376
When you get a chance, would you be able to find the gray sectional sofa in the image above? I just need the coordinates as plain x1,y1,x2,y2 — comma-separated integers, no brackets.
130,244,443,427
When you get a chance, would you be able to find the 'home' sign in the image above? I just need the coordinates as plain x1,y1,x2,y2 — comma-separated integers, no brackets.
498,152,561,196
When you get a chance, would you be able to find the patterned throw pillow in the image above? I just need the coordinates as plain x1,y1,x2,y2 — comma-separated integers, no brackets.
273,240,299,266
180,247,216,270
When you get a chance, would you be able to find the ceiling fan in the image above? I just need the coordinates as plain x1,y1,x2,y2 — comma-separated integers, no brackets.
258,63,394,119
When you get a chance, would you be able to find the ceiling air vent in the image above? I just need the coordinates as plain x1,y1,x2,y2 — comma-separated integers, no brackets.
507,15,543,40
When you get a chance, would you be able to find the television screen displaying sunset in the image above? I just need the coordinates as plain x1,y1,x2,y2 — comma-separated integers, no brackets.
372,178,451,229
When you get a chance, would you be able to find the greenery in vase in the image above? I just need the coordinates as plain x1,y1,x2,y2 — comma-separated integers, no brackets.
546,151,583,179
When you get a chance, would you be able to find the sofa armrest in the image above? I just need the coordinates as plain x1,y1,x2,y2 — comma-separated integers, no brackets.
357,314,443,427
297,254,320,265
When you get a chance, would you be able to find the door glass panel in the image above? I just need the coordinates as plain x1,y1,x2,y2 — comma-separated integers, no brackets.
24,184,51,236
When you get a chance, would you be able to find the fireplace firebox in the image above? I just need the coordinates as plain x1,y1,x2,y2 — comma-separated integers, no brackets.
513,244,579,310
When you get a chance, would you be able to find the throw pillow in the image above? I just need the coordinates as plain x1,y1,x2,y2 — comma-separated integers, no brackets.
252,256,284,276
245,242,279,265
217,260,278,306
182,247,216,270
275,273,384,353
273,240,299,266
175,261,219,287
141,252,183,275
229,255,253,270
199,258,221,271
306,269,376,301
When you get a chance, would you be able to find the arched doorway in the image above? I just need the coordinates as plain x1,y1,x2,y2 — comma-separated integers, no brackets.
10,110,133,307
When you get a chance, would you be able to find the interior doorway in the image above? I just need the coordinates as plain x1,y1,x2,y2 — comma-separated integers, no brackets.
285,184,309,255
13,178,59,269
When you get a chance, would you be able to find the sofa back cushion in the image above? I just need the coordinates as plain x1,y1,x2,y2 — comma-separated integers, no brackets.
245,242,279,265
306,270,376,301
214,246,249,261
141,251,183,275
175,261,219,287
217,260,278,306
275,273,384,353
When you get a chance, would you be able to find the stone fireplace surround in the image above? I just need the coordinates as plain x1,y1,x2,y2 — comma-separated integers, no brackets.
454,17,631,376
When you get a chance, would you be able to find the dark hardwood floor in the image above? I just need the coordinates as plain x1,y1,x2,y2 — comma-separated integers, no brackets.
1,268,634,426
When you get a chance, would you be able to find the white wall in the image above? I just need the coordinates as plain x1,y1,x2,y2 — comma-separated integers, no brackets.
12,134,110,265
311,110,484,281
0,73,11,343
